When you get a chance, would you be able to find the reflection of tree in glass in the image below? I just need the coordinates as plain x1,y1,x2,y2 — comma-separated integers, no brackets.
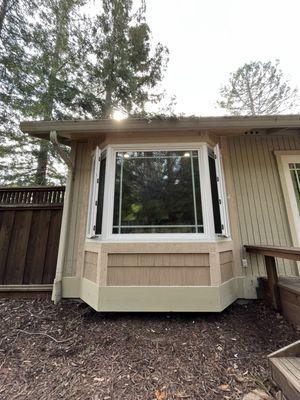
113,151,203,232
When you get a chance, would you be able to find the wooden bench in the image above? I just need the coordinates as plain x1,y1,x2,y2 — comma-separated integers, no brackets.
268,340,300,400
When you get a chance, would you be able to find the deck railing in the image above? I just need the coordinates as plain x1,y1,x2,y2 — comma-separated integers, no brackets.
0,186,65,207
245,245,300,310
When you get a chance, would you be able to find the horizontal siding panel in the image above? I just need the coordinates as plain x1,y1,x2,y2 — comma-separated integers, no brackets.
107,253,210,268
107,266,210,286
220,262,233,283
83,251,98,282
220,251,233,265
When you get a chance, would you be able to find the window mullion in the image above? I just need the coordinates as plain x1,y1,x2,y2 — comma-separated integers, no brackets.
118,156,124,234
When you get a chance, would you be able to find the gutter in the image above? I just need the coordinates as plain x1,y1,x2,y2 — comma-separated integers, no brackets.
20,115,300,138
50,131,75,304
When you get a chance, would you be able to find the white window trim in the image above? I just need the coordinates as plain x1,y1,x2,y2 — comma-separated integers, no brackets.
89,142,230,242
86,146,101,238
214,144,230,237
275,151,300,247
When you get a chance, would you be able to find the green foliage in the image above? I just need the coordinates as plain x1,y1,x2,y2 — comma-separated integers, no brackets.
0,0,169,186
80,0,169,117
218,60,299,116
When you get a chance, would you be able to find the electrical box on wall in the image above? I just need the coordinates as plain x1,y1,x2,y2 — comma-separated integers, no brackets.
242,258,248,268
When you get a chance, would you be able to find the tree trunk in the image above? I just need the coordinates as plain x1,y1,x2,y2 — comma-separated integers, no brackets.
34,0,72,185
245,70,256,115
35,140,49,186
103,89,113,118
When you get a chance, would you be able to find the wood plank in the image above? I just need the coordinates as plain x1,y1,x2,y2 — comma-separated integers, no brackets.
245,245,300,261
4,211,32,284
220,250,233,265
107,266,211,286
265,255,281,310
83,251,98,282
220,262,233,283
219,137,243,279
43,209,63,284
280,286,300,307
0,211,15,283
23,210,51,284
269,340,300,358
107,253,210,268
280,358,300,387
270,357,300,400
278,277,300,294
281,300,300,328
289,358,300,373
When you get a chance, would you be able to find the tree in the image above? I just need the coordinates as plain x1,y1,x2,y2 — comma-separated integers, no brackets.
0,0,40,185
218,60,299,116
0,0,88,186
0,0,169,186
82,0,169,118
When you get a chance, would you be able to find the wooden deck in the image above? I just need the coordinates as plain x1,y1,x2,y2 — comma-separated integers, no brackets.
268,341,300,400
245,245,300,327
278,277,300,328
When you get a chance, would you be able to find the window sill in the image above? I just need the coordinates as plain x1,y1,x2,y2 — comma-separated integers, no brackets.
86,235,231,244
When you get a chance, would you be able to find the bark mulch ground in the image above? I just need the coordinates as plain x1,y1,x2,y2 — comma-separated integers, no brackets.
0,299,299,400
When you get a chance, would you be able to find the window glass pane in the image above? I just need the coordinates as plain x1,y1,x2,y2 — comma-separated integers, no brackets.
208,153,222,234
113,150,203,234
290,168,300,214
95,156,106,234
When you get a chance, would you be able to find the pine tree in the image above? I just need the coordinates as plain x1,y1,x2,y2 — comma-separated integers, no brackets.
0,0,169,186
82,0,169,118
24,0,89,185
218,60,299,116
0,0,89,186
0,0,40,186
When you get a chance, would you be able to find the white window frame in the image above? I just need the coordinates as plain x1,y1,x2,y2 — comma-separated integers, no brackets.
86,146,101,238
87,142,230,242
275,151,300,247
214,144,230,237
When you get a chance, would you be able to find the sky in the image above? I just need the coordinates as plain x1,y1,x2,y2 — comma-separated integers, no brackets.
143,0,300,116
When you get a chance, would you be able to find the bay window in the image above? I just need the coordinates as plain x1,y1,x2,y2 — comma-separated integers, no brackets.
87,143,230,240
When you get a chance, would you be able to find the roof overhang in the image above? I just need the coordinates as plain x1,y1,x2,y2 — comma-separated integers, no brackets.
20,115,300,142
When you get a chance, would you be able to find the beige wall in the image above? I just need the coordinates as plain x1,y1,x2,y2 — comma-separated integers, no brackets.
62,133,300,288
64,141,93,277
226,134,300,276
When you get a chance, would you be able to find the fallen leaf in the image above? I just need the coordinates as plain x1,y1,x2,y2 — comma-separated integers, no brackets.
155,389,166,400
219,384,230,391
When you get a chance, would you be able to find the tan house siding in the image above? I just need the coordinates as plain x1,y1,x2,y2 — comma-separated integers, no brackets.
107,253,211,286
227,135,300,277
83,251,97,283
62,134,300,287
220,251,233,283
64,141,94,277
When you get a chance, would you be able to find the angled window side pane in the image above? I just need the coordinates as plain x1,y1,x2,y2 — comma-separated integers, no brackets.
290,168,300,214
208,152,222,234
95,153,107,235
86,147,101,238
214,144,230,237
86,154,96,237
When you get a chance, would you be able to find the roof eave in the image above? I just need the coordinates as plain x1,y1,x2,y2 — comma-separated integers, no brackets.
19,115,300,140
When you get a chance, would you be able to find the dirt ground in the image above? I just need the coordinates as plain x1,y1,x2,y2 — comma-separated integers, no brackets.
0,299,298,400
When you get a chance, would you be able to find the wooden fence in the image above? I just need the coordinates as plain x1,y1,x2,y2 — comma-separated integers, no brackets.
0,187,65,286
